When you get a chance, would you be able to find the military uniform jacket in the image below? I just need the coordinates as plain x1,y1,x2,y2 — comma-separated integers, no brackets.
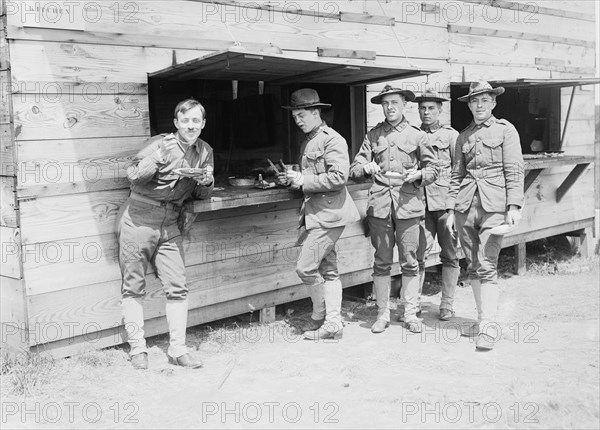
300,122,360,230
128,134,214,205
350,118,439,220
422,122,459,211
446,116,524,213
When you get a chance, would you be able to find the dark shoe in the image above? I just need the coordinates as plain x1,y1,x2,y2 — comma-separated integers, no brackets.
300,318,324,332
439,308,455,321
130,352,148,370
371,319,389,334
476,333,496,351
168,353,203,369
405,320,422,333
303,327,343,340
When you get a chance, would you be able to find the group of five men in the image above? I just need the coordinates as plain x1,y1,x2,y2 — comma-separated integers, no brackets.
117,81,524,370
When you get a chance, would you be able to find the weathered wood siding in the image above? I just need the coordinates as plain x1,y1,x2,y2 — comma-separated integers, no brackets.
1,0,596,356
1,0,28,353
3,0,447,354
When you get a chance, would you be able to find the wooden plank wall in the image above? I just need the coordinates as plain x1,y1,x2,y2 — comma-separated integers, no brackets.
1,0,29,353
366,0,596,128
3,0,448,351
1,2,18,225
2,0,596,354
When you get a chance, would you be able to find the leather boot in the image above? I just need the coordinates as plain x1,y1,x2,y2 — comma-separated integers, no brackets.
471,279,482,322
401,275,421,327
122,297,147,359
439,266,459,320
303,279,343,340
477,281,500,350
299,281,325,332
167,353,203,369
416,270,425,314
308,281,326,324
300,318,324,332
166,299,202,367
130,352,148,370
371,276,391,333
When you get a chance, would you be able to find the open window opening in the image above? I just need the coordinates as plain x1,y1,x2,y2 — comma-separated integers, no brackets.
148,78,355,180
450,78,599,155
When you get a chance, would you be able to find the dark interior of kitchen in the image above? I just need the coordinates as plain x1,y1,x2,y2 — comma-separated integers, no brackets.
149,78,354,187
450,84,562,154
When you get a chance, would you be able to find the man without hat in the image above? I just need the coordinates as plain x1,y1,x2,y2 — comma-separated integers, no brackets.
413,89,460,322
350,84,439,334
117,98,214,369
446,81,524,350
279,88,360,340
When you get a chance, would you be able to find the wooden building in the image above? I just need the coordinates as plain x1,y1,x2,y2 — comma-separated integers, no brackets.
1,0,597,357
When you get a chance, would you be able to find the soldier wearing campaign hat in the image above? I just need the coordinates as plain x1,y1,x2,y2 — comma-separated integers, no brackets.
350,84,439,334
412,89,461,322
279,88,360,340
446,81,524,351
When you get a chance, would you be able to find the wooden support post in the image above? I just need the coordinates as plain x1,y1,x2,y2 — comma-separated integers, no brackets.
524,169,543,193
515,243,526,276
580,227,594,258
560,86,576,148
565,227,594,258
363,282,373,300
259,306,276,324
556,163,590,202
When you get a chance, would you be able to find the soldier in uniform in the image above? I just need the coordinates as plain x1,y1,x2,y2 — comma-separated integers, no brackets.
117,98,214,369
279,88,360,340
350,85,438,334
414,89,460,321
446,81,524,350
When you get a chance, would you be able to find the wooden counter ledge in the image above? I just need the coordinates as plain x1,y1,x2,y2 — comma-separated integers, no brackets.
187,181,372,213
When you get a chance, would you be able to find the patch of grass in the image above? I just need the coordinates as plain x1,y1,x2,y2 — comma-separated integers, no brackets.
1,349,55,396
498,234,596,277
76,348,128,367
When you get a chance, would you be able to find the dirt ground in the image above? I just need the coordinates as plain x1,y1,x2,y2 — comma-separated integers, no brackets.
2,237,599,429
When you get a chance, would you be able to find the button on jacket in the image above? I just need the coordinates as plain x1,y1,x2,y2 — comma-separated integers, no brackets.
446,116,524,213
127,134,214,205
300,123,360,230
350,118,439,220
421,122,459,211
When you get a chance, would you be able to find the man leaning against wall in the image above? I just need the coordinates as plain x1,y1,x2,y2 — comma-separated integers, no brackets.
117,98,214,369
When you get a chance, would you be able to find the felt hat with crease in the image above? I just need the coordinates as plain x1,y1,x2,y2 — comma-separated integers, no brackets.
458,81,505,102
370,84,416,104
282,88,332,110
414,88,450,103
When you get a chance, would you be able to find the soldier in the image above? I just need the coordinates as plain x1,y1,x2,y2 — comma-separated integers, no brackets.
350,85,438,334
446,81,524,351
414,89,460,321
279,88,360,340
117,98,214,369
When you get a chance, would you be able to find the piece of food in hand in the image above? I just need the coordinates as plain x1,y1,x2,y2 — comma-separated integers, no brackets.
489,223,516,235
382,171,403,178
173,167,206,178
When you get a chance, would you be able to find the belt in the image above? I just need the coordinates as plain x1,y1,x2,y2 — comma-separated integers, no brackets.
129,191,181,212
